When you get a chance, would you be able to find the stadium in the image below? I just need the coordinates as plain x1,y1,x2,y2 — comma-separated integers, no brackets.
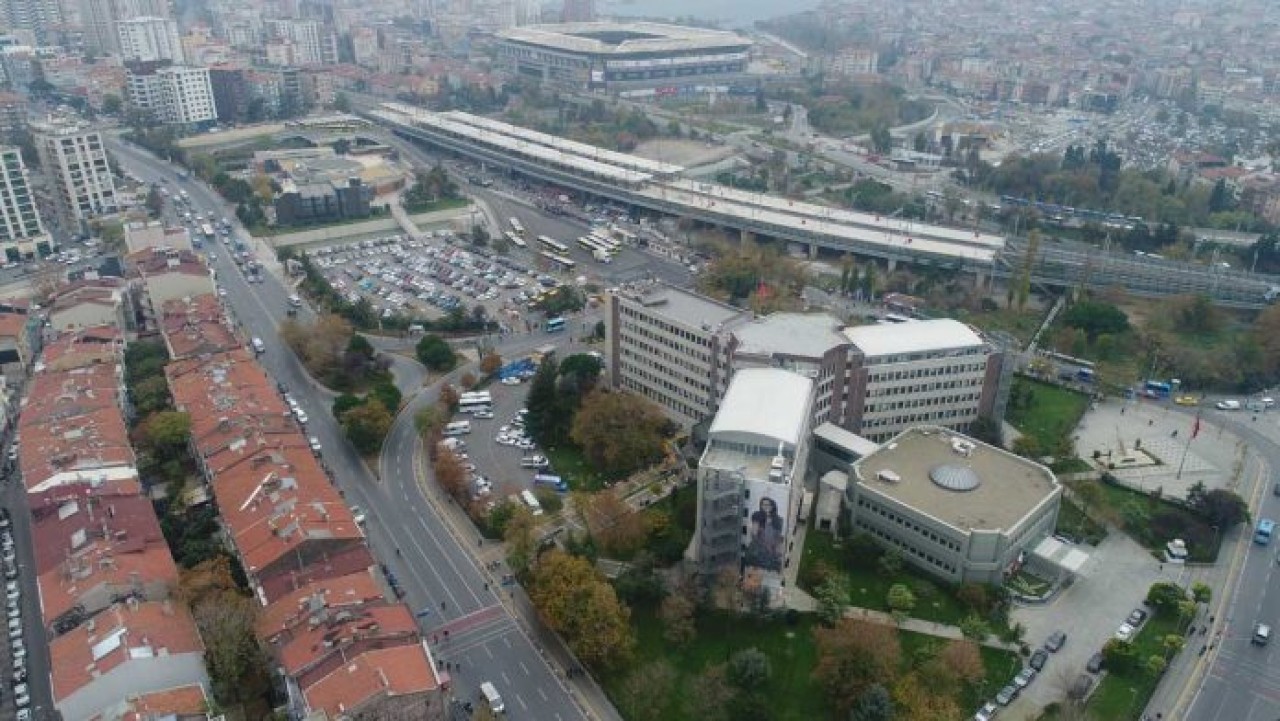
495,21,752,93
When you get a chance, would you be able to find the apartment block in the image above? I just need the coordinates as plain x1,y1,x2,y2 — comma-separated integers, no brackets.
31,116,117,233
0,145,50,260
126,63,218,125
117,15,183,63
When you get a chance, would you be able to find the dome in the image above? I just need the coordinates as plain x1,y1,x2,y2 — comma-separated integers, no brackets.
929,464,981,492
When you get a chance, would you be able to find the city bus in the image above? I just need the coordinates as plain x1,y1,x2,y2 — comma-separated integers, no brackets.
545,317,566,333
1257,518,1275,545
533,473,569,492
444,421,472,437
591,233,621,252
539,251,576,272
537,235,569,254
503,231,527,248
1143,380,1173,399
519,489,544,516
509,217,525,236
458,391,492,414
200,223,216,242
577,236,610,254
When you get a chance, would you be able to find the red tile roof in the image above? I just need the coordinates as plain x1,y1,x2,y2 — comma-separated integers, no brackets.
257,569,384,642
160,295,239,361
258,544,377,605
95,683,211,721
302,644,440,719
275,602,419,677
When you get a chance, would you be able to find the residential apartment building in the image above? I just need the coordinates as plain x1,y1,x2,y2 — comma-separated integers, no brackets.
694,368,813,606
849,426,1061,584
78,0,169,55
31,116,117,233
264,18,337,66
126,63,217,125
0,145,50,260
606,283,748,428
117,15,183,63
0,0,63,44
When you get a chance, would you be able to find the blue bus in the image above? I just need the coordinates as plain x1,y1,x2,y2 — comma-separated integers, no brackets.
533,474,569,492
1256,518,1275,545
545,317,566,333
1143,380,1172,399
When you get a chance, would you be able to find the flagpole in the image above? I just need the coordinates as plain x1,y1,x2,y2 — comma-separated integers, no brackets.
1176,413,1200,480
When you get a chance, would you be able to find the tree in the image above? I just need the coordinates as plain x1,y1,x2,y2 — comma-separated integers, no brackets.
958,614,990,641
886,584,915,613
579,490,647,556
1144,654,1168,676
849,684,894,721
146,185,165,216
480,350,503,376
618,661,677,721
815,574,851,626
728,647,773,688
870,124,892,154
415,334,456,371
503,504,538,574
876,550,903,577
251,173,275,205
659,591,697,646
340,399,393,454
438,383,460,411
527,550,635,669
102,94,123,115
570,389,668,476
1063,299,1130,341
1146,581,1187,615
415,405,446,436
433,448,468,499
813,620,902,712
1191,582,1212,604
1193,488,1249,529
934,639,985,686
180,558,268,705
369,381,402,413
132,375,172,416
333,92,351,112
139,411,191,458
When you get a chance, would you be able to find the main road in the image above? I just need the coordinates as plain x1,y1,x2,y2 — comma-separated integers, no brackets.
106,136,608,720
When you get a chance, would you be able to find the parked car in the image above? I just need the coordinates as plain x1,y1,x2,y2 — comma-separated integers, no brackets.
995,684,1019,706
1046,630,1067,652
1029,649,1049,670
1014,667,1037,689
1086,652,1104,673
1115,623,1136,642
973,701,998,721
1127,608,1149,626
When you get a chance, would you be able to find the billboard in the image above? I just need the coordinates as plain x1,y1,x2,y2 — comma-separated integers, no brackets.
744,481,788,574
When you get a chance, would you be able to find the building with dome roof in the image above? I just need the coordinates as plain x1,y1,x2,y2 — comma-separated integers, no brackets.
848,425,1061,584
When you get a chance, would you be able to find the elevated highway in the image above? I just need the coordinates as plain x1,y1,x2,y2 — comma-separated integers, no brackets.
365,103,1280,308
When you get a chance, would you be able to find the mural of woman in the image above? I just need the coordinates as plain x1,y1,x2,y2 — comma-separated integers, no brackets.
746,495,784,571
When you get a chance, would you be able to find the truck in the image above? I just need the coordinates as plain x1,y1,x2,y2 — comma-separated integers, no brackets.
592,248,611,264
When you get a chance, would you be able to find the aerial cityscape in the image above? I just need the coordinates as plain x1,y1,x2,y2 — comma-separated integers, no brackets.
0,0,1276,720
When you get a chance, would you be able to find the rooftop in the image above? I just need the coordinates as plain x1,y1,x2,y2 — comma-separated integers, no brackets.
853,427,1059,533
258,544,377,605
257,569,384,642
497,21,749,56
732,312,847,360
842,318,986,358
101,683,212,721
302,644,439,719
617,282,748,332
160,295,239,361
275,603,418,676
708,368,813,448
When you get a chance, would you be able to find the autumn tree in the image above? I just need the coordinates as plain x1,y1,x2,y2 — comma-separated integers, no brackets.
138,410,191,459
280,314,354,382
812,619,902,712
433,448,468,500
570,389,668,477
527,550,635,670
480,350,503,376
892,671,961,720
340,399,393,454
438,382,460,411
460,371,477,389
180,557,269,706
617,661,677,721
690,664,736,721
658,591,696,646
924,639,985,693
578,490,647,556
503,504,538,574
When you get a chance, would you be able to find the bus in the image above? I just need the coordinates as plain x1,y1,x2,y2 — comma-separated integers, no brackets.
200,223,216,241
444,421,472,436
591,233,621,252
537,235,569,254
609,225,637,246
577,236,609,254
1256,518,1275,545
503,231,527,248
509,217,525,237
1143,380,1173,399
545,317,566,333
533,473,569,492
540,251,576,272
458,391,492,414
520,489,544,516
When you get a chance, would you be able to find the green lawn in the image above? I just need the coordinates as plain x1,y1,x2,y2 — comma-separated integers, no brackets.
799,532,978,627
1086,611,1188,720
603,603,1022,721
544,444,606,491
952,307,1045,347
1086,479,1222,562
1055,497,1108,545
1007,377,1091,451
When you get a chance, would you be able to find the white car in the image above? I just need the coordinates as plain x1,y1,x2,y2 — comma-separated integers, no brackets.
14,682,29,707
295,410,309,425
518,440,537,451
5,580,18,601
501,376,522,385
351,506,367,525
308,437,322,455
473,410,495,419
1216,399,1241,411
1114,622,1136,642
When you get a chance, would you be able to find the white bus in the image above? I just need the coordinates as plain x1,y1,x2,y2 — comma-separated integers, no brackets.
458,391,492,414
536,235,569,254
509,217,525,236
577,235,609,254
504,231,527,248
590,233,621,252
459,391,492,405
520,489,544,516
444,420,472,436
540,251,577,272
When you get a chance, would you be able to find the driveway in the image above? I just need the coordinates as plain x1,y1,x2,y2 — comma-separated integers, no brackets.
1001,531,1168,719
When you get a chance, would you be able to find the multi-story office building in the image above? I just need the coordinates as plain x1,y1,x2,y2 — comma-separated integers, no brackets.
117,15,183,63
606,282,749,429
126,63,217,125
264,18,337,66
0,92,27,141
0,146,48,259
32,116,117,234
694,368,813,606
849,426,1061,584
0,0,63,44
79,0,169,55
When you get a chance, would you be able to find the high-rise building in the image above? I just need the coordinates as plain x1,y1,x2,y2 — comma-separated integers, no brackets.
126,63,217,125
264,18,337,66
79,0,169,55
560,0,592,22
0,146,49,260
117,15,183,62
31,116,117,234
0,0,64,44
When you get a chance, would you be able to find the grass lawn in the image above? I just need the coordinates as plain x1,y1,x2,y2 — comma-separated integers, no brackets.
544,444,606,491
953,306,1044,346
1086,611,1188,720
1083,479,1222,562
1007,377,1090,451
800,532,978,627
604,603,1022,721
1055,497,1108,545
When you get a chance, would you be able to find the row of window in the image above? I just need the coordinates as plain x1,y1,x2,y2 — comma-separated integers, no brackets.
620,354,711,398
618,303,715,349
856,497,963,552
856,519,958,575
619,334,712,379
867,379,982,397
865,347,985,366
865,394,981,413
868,362,986,382
620,376,702,423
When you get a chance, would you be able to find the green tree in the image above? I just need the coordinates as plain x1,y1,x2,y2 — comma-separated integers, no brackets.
1193,489,1249,529
503,504,537,574
1191,582,1212,604
870,125,892,154
1102,638,1137,673
140,411,191,458
849,684,894,721
132,375,172,416
146,185,165,216
815,574,851,626
525,357,563,445
728,647,773,688
1063,299,1130,341
617,661,677,721
415,334,456,371
570,389,669,476
886,584,916,613
658,590,697,646
340,399,393,454
1146,581,1187,615
369,381,402,413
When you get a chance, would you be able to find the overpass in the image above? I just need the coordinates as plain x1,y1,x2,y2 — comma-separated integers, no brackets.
364,103,1279,308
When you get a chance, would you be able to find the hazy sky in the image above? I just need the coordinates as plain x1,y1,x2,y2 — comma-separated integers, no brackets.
598,0,823,28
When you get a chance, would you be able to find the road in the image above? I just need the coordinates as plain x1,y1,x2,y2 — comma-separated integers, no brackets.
106,136,603,720
1,434,53,720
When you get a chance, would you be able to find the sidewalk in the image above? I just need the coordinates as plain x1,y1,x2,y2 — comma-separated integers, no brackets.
788,588,1020,652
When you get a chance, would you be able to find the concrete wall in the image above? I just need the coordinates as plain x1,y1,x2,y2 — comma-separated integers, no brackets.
263,206,473,248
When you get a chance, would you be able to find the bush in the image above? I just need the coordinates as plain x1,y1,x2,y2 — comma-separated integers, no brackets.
416,334,456,371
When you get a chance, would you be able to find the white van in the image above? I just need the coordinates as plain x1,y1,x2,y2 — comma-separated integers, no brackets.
443,421,471,437
480,681,504,713
251,337,266,354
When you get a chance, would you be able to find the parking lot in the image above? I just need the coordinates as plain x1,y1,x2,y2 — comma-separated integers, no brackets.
439,379,553,507
304,233,575,332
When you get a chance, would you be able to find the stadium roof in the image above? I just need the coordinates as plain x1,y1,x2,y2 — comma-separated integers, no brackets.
842,318,986,358
497,22,750,56
709,368,812,447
